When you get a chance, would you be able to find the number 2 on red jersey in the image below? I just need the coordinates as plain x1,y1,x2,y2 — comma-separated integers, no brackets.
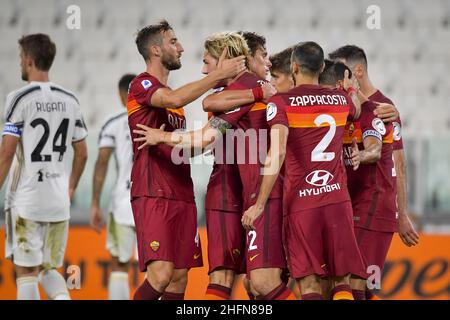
311,114,336,162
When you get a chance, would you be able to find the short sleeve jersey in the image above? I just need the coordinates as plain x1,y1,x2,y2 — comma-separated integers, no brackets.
369,90,404,151
127,72,194,202
267,84,356,214
343,100,397,232
98,110,134,225
2,82,87,222
216,72,283,209
205,87,243,213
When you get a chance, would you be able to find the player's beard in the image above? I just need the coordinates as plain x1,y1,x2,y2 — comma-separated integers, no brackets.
161,52,182,71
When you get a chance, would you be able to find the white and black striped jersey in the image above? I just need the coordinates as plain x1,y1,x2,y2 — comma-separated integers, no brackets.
2,81,87,222
98,110,134,226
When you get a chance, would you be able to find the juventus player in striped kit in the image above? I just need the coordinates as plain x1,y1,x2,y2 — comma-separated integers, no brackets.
91,74,136,300
0,34,88,300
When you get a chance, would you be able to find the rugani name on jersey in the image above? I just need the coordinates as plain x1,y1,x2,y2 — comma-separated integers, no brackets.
36,101,67,112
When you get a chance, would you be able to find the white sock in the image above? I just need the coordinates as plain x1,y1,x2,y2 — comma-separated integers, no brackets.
39,269,71,300
17,276,40,300
108,271,130,300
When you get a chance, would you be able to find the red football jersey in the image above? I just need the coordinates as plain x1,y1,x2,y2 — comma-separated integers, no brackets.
127,72,194,202
369,89,402,220
369,90,404,151
205,90,243,213
267,84,356,214
216,72,283,209
343,100,397,232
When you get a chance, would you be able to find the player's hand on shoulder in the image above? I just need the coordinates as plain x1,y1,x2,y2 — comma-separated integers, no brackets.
215,48,247,80
262,82,277,102
90,205,105,234
133,123,166,150
373,103,399,123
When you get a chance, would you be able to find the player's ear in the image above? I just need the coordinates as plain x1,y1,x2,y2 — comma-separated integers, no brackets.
320,61,325,73
355,63,365,78
150,45,162,58
288,74,295,86
291,61,299,75
25,54,33,68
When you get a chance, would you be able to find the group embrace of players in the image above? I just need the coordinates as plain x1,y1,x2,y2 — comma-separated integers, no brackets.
0,19,420,300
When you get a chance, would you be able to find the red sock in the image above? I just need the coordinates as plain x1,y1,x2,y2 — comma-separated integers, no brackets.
301,293,323,300
352,290,366,300
204,284,231,300
161,292,185,300
331,284,354,300
133,279,162,300
257,283,295,300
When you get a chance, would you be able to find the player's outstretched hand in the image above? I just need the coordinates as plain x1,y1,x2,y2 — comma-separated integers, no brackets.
90,205,105,234
242,204,264,231
398,213,420,247
350,138,361,171
262,82,277,102
216,47,246,80
133,124,166,150
373,103,399,123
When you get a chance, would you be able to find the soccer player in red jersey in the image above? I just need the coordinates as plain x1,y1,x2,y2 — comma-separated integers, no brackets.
243,42,367,300
267,47,307,299
319,60,392,299
128,21,246,300
201,33,252,300
329,46,419,299
134,32,295,301
203,32,295,300
269,47,295,94
202,31,290,300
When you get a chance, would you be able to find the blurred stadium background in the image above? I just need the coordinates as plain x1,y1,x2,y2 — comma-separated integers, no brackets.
0,0,449,299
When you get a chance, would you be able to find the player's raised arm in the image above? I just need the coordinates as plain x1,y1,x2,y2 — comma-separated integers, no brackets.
202,82,276,112
133,116,232,151
150,48,246,109
343,69,363,120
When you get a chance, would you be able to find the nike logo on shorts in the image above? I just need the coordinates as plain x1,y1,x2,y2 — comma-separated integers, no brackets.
249,254,259,262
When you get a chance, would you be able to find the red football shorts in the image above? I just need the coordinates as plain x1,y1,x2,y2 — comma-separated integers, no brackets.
205,209,246,274
283,201,367,279
246,198,287,273
131,196,203,272
354,226,394,275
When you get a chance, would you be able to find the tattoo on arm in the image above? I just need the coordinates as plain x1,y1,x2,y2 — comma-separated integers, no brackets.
208,117,233,135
